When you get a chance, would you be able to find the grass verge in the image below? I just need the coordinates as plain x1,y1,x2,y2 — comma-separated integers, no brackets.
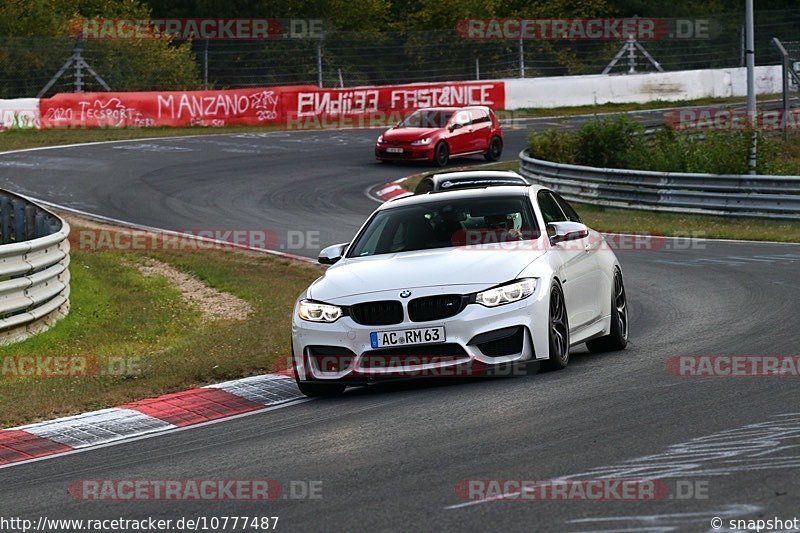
400,161,800,243
0,216,322,427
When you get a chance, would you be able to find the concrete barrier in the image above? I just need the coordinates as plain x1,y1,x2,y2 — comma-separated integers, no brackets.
502,66,783,109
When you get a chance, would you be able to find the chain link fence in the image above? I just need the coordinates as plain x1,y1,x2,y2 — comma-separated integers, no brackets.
1,9,799,99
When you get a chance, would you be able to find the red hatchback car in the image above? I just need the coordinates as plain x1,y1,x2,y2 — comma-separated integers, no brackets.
375,106,504,167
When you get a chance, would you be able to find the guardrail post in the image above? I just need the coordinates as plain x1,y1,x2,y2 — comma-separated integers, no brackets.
0,195,10,244
35,211,46,239
24,204,36,241
13,199,25,242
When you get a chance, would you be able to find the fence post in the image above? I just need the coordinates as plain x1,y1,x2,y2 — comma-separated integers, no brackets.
740,22,746,67
476,58,480,80
74,37,84,92
317,40,323,88
518,34,525,78
628,36,637,74
771,38,792,136
203,38,209,90
745,0,757,175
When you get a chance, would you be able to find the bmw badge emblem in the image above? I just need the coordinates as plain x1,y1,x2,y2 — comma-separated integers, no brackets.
399,290,412,298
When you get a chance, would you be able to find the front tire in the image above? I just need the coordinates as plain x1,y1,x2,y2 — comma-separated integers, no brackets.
542,281,570,371
484,136,503,162
434,142,449,167
586,268,629,353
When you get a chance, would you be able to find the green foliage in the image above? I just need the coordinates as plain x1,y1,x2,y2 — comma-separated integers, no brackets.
528,128,579,164
528,115,800,176
574,115,645,168
83,39,201,92
0,0,200,97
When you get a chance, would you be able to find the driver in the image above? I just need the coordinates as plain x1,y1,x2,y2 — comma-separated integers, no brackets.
485,214,523,241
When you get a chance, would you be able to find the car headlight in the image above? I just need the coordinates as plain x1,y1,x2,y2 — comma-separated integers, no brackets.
411,138,431,146
377,135,384,143
297,300,343,322
475,279,537,307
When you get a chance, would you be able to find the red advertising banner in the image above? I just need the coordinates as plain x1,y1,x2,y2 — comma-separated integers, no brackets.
37,81,506,130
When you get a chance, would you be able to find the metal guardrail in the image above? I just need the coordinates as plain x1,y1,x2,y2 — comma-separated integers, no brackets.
519,150,800,220
0,190,70,344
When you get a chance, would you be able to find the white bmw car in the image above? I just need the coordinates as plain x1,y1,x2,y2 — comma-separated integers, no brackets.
291,186,628,397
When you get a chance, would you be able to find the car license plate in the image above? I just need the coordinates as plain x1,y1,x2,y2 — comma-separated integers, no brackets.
370,326,445,349
386,147,403,153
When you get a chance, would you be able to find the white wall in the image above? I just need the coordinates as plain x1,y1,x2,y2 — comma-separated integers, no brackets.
0,98,40,130
503,66,783,110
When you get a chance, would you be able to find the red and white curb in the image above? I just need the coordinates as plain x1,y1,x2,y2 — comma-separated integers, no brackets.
368,177,414,203
0,373,303,469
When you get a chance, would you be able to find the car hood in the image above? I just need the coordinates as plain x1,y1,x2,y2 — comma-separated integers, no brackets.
308,246,546,302
381,127,440,142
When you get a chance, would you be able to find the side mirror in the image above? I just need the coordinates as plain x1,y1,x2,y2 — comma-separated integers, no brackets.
318,242,348,265
548,222,589,245
448,123,462,132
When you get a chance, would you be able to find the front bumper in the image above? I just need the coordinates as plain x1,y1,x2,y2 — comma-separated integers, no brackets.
375,144,434,161
292,284,551,383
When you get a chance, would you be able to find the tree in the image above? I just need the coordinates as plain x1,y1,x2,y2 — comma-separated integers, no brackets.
0,0,200,97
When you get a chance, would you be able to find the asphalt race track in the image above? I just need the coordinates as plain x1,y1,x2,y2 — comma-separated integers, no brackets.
1,111,800,532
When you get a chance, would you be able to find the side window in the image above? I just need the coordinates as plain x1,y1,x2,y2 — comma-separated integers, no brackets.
553,192,582,223
537,190,567,226
454,110,471,127
470,109,488,126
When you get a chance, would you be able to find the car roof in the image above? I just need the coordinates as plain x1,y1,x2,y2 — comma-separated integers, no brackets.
380,185,548,210
407,106,492,113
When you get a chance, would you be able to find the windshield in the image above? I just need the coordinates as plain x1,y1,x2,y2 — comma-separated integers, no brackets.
398,109,454,128
347,196,540,257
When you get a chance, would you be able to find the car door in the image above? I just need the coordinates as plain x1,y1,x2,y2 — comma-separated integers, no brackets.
552,192,606,322
469,109,490,152
538,190,597,330
447,110,473,155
